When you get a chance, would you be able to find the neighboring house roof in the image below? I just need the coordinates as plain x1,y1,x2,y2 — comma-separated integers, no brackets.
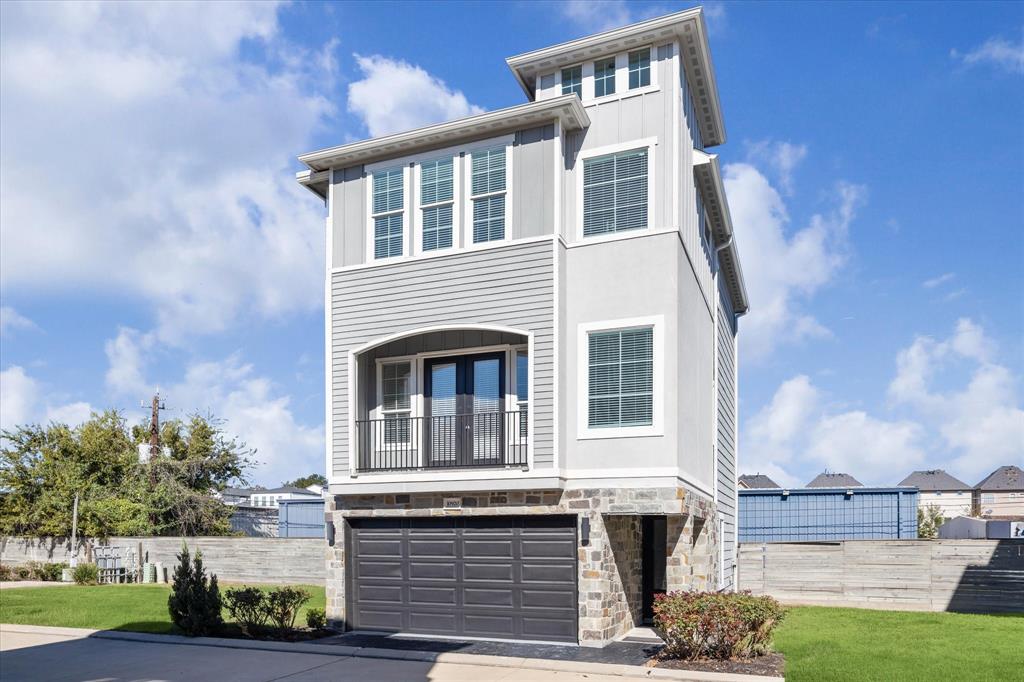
258,485,321,496
975,465,1024,491
505,8,726,147
898,469,970,491
806,472,863,488
739,474,780,489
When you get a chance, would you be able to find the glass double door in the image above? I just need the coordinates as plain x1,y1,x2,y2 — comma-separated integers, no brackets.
424,352,505,467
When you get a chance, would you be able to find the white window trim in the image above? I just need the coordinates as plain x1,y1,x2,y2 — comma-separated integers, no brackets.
576,138,658,242
512,345,530,444
413,153,461,255
365,164,410,262
463,137,515,248
374,357,417,446
557,63,584,99
592,54,618,99
576,315,664,440
626,46,654,91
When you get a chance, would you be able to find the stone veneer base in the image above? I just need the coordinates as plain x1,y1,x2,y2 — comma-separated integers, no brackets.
325,485,719,646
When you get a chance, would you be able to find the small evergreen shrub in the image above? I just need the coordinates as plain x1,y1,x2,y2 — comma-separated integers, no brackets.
653,591,785,661
305,607,327,630
224,586,269,637
37,562,67,582
167,544,223,636
72,563,99,585
265,586,311,631
0,564,11,581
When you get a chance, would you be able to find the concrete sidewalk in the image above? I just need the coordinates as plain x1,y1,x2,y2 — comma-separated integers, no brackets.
0,580,73,589
0,624,783,681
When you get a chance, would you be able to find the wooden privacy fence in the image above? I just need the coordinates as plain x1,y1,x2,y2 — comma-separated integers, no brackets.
738,540,1024,613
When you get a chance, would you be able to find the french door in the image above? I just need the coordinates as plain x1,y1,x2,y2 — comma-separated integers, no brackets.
423,352,505,467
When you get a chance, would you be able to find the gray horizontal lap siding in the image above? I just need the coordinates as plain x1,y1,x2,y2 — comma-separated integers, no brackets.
716,277,737,589
331,239,555,477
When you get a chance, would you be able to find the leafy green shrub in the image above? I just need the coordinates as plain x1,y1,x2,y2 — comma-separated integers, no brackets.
224,586,269,637
653,591,785,660
72,563,99,585
265,586,310,631
167,544,222,636
0,564,12,581
305,607,327,630
37,562,67,582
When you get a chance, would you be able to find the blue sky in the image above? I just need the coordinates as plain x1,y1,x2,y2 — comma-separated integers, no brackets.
1,1,1021,488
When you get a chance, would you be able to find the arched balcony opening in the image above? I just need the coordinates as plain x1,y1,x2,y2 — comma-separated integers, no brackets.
353,327,530,473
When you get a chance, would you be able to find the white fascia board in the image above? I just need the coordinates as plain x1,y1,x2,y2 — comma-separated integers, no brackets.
296,169,329,200
505,8,725,146
693,150,749,314
298,95,589,172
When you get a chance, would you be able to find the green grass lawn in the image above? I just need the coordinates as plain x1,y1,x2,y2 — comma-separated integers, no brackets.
0,583,326,634
775,606,1024,681
2,590,1021,680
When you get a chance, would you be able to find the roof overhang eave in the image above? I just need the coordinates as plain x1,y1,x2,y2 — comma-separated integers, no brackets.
693,150,749,314
505,8,725,146
296,169,329,200
297,95,589,173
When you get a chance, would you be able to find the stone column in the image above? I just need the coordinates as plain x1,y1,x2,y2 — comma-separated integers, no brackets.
324,496,346,628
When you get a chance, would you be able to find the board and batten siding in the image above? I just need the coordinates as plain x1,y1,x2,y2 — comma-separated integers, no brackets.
716,276,738,589
330,239,555,478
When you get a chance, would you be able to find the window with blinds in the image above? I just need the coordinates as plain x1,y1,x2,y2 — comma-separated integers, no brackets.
516,350,529,438
561,65,582,98
588,328,653,428
372,168,404,259
420,158,454,251
470,147,506,243
381,362,412,443
594,57,616,97
628,49,651,89
583,149,648,236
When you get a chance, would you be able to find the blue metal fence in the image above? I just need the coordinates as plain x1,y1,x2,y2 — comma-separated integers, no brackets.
739,487,918,542
278,498,325,538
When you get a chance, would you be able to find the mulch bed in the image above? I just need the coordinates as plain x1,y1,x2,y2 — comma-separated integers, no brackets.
653,652,785,677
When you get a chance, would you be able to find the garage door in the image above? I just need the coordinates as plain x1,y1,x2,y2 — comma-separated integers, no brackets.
347,515,578,643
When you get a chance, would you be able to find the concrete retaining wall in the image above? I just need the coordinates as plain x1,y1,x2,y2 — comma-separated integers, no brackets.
0,536,324,585
738,540,1024,613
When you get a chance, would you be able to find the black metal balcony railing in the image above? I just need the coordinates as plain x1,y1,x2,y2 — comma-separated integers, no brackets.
355,410,527,472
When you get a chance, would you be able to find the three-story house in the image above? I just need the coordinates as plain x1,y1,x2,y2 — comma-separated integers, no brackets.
297,7,748,647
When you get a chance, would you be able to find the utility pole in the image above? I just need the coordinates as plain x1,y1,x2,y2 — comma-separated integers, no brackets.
70,493,79,568
141,392,166,529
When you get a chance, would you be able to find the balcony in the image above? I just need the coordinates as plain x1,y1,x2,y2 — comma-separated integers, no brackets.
355,410,527,473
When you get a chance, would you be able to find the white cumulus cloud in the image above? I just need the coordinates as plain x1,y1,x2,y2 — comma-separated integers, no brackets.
725,162,865,362
0,1,333,344
347,55,483,138
1,365,95,431
0,306,36,337
951,33,1024,75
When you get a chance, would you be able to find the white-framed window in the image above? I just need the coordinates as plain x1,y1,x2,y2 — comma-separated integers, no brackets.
380,361,413,443
981,493,995,502
594,56,616,97
628,48,651,89
370,167,405,259
561,65,582,98
577,316,663,439
582,147,650,237
469,146,508,244
418,157,455,252
514,349,529,439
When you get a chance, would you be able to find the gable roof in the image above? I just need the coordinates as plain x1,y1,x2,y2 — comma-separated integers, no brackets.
898,469,970,491
739,474,780,489
806,472,863,488
975,465,1024,491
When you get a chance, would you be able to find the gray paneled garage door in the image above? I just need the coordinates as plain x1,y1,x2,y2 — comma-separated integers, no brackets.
347,516,578,643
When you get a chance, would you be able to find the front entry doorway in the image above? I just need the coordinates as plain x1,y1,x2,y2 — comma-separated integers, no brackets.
641,515,667,623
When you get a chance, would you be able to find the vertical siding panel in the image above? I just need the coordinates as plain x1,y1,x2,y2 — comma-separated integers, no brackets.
716,277,738,588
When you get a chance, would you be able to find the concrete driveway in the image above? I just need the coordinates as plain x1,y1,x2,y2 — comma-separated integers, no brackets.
0,626,663,682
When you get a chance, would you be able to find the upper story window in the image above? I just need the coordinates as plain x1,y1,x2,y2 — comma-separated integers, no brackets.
561,65,582,98
628,49,650,89
582,148,648,236
588,327,653,429
470,147,507,243
372,168,404,259
594,57,616,97
419,158,454,251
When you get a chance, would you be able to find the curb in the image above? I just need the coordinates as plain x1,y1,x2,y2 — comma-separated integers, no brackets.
0,623,784,681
